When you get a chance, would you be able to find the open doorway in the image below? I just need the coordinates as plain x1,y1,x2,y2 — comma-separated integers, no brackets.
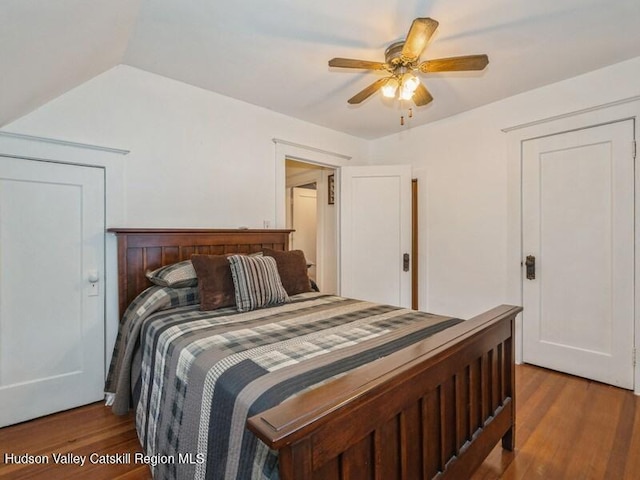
285,159,337,294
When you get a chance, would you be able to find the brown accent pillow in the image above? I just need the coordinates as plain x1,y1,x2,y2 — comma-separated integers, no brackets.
262,248,312,296
191,254,236,311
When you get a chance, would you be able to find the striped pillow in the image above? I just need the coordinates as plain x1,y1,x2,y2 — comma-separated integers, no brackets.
146,260,197,288
228,254,289,312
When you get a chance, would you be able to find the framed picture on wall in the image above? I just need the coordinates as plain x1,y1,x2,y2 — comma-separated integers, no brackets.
328,174,335,205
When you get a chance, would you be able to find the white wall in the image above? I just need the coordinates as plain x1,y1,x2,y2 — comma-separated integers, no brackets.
6,57,640,379
3,65,368,370
370,56,640,319
5,65,368,229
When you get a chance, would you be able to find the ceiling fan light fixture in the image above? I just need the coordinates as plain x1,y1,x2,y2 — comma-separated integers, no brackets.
381,77,399,98
399,86,414,101
398,73,419,100
402,73,420,92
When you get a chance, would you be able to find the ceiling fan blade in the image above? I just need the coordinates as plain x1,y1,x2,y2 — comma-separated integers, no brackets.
412,83,433,106
347,78,388,104
401,18,439,61
418,54,489,73
329,58,386,70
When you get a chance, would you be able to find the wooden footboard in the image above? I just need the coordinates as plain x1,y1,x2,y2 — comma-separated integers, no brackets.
248,304,521,479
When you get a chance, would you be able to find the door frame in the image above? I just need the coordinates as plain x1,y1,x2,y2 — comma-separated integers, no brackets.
504,99,640,394
275,139,350,294
0,130,128,378
275,140,418,306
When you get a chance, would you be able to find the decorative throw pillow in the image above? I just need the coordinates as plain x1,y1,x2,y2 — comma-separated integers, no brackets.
228,254,289,312
191,255,237,310
146,260,197,288
262,248,312,296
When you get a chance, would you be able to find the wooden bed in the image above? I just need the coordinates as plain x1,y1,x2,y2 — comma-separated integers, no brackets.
109,228,521,480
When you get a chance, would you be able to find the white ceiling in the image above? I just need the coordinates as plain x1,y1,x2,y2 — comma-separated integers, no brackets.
3,0,640,139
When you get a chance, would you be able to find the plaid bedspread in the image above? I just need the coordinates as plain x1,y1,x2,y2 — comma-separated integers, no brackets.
106,287,462,480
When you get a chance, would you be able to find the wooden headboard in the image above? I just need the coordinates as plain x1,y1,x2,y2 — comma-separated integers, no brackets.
108,228,293,318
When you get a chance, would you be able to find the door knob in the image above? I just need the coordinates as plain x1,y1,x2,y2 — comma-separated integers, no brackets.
88,270,99,283
525,255,535,280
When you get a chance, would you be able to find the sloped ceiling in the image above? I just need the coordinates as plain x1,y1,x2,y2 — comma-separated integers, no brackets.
0,0,143,129
3,0,640,139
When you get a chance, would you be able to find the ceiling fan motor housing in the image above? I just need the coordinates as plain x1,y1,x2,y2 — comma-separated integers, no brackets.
385,41,409,67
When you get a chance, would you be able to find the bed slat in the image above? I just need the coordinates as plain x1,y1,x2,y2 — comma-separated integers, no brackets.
341,434,374,480
373,416,396,479
423,388,441,478
401,402,422,478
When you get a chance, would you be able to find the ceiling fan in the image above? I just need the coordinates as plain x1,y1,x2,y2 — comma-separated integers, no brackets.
329,17,489,109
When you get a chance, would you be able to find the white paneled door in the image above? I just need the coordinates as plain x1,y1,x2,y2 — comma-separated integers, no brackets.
522,120,635,389
340,165,412,308
291,186,318,279
0,157,105,426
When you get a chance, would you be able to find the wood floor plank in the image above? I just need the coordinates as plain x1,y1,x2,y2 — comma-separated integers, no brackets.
0,403,148,480
506,377,582,478
603,391,637,479
1,365,639,480
624,394,640,479
561,382,621,479
471,365,640,480
471,365,566,479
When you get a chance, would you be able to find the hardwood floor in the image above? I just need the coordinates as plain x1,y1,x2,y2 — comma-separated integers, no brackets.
471,364,640,480
0,364,638,479
0,404,149,479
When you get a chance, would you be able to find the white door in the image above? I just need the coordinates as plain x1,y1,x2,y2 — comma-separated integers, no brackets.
291,187,317,279
522,120,635,389
340,165,412,307
0,157,105,426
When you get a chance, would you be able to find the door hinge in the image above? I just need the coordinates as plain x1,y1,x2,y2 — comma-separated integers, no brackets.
633,140,637,160
634,348,637,367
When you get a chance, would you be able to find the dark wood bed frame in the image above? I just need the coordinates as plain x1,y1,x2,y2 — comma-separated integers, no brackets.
109,228,522,480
